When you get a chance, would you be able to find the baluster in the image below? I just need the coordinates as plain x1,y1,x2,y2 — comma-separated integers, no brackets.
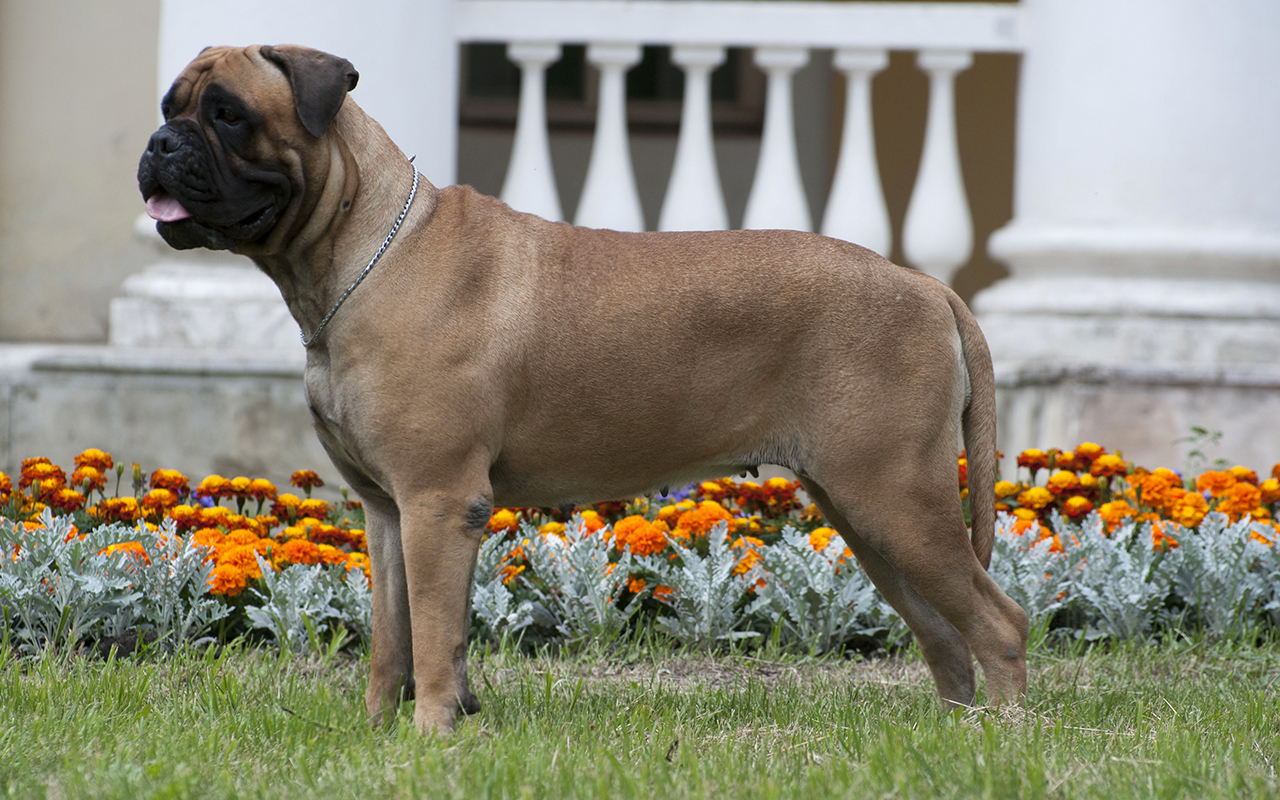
576,42,644,231
501,42,564,221
902,49,974,285
742,46,811,232
659,45,728,232
822,48,890,256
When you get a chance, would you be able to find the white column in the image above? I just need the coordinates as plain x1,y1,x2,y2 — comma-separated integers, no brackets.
576,42,644,231
658,45,728,232
501,41,563,221
742,46,811,232
901,49,973,285
821,48,890,256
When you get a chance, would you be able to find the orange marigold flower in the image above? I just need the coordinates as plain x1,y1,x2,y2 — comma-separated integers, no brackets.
994,481,1021,500
652,585,674,601
579,510,605,534
0,471,11,504
1170,492,1209,529
674,501,736,540
612,515,650,548
1217,482,1263,522
1062,495,1094,522
1229,466,1259,486
732,547,762,577
656,503,688,526
290,470,325,492
190,527,225,549
73,449,114,473
217,544,264,580
1251,529,1275,547
297,498,332,520
628,576,647,594
223,528,260,547
316,544,348,566
207,564,249,596
809,526,838,551
624,519,671,557
280,538,322,566
1016,486,1054,511
99,541,150,564
1151,521,1180,551
345,552,372,580
1138,469,1183,509
488,508,520,533
1046,470,1080,496
1098,500,1137,533
499,564,525,585
1195,470,1237,498
1090,454,1128,478
149,469,190,495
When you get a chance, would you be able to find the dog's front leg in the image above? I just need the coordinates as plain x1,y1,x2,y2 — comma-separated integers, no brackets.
363,499,416,725
398,476,488,734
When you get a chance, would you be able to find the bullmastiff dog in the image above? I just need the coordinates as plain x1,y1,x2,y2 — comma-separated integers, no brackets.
138,44,1028,732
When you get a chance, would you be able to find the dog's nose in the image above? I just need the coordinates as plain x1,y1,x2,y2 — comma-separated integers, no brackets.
147,127,181,156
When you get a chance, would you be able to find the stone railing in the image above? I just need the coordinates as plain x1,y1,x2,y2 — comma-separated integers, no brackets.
454,0,1025,284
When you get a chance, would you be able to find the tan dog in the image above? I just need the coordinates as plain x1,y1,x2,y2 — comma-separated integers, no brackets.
138,44,1028,732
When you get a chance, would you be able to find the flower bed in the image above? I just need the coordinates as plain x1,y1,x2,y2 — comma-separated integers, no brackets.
2,444,1279,656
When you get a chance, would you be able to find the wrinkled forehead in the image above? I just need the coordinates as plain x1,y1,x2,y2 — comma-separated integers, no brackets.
161,45,288,118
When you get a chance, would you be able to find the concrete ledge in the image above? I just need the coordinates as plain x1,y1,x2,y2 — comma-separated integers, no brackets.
0,344,333,495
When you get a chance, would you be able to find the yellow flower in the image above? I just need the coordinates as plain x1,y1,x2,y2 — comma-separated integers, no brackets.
1046,470,1080,496
808,526,838,551
1170,492,1209,528
994,481,1021,499
488,508,519,533
539,520,567,538
1016,486,1053,511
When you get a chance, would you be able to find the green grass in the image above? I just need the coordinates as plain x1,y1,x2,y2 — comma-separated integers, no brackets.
2,638,1278,799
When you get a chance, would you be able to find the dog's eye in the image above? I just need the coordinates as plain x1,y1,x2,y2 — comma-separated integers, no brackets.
216,107,242,125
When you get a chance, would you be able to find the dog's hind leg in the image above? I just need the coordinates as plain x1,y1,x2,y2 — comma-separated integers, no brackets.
800,473,1028,706
363,499,417,725
801,478,976,705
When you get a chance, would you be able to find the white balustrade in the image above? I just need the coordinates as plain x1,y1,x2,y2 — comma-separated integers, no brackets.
501,41,564,221
658,45,728,232
901,49,974,284
575,42,645,231
452,1,1026,281
742,46,812,232
821,48,890,256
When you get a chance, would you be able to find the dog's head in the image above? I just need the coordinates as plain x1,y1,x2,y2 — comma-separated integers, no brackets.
137,44,358,252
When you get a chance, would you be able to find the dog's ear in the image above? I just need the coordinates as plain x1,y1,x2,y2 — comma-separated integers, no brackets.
260,45,359,138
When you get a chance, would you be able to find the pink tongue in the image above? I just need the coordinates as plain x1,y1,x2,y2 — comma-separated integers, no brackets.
146,192,192,223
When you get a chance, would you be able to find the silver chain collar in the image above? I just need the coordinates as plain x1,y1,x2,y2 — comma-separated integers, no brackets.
301,159,420,348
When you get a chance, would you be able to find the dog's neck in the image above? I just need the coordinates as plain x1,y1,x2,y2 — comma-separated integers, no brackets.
244,100,439,344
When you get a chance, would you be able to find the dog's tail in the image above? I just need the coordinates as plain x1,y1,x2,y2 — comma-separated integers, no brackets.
948,292,998,570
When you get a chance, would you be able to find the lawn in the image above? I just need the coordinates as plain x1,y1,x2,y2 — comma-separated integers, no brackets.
2,638,1278,799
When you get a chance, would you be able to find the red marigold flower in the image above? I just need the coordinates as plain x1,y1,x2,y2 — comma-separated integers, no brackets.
1017,449,1050,473
1062,495,1094,522
957,457,968,490
271,493,303,519
141,488,178,517
73,449,113,473
19,461,66,493
297,498,332,520
0,471,11,504
487,508,519,533
290,470,325,494
247,478,277,501
1090,454,1129,478
1046,470,1081,496
96,496,142,524
71,466,107,494
1228,466,1259,486
48,487,87,513
149,468,190,495
1073,442,1105,465
196,474,232,499
1261,479,1280,506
